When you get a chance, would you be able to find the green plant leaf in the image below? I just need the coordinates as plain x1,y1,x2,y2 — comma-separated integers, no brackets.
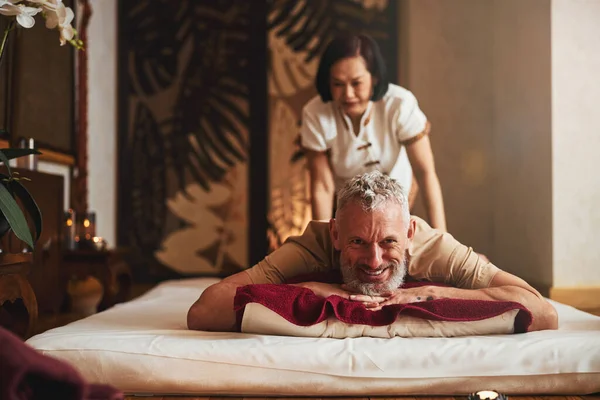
0,148,42,180
0,181,34,248
9,179,42,242
0,148,42,162
0,149,13,178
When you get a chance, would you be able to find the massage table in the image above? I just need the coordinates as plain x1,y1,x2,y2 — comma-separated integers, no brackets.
25,278,600,397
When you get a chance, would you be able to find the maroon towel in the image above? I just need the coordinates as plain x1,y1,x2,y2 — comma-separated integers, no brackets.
234,273,532,334
0,327,123,400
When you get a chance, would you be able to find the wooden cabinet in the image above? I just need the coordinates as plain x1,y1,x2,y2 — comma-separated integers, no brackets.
0,253,37,339
0,169,66,316
63,250,133,312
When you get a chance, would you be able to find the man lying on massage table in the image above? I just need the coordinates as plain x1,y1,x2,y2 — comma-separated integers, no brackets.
187,170,558,333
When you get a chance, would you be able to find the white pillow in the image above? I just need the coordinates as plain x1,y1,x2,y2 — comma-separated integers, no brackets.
241,302,520,338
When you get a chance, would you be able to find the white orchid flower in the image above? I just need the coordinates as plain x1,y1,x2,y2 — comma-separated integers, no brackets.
16,5,42,28
27,0,59,12
0,0,81,48
0,0,19,16
43,0,65,29
56,6,74,45
0,1,42,29
41,0,74,45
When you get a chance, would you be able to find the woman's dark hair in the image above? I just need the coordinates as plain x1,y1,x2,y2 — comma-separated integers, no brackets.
315,34,389,102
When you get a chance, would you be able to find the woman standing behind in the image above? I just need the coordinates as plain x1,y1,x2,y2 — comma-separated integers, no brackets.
301,34,446,231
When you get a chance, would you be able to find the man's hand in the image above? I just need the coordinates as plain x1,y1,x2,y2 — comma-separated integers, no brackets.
342,284,438,311
294,282,417,310
344,276,558,332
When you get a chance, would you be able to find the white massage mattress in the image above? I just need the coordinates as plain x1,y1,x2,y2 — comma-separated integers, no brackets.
26,278,600,396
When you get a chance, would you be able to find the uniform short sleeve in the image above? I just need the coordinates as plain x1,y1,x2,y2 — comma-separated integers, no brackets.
395,90,429,144
407,217,500,289
300,103,329,152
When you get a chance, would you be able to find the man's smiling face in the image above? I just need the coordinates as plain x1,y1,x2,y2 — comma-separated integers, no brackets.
330,200,414,296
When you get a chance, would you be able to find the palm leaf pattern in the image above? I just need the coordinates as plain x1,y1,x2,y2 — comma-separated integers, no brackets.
120,0,397,272
268,0,393,63
155,179,246,276
123,0,250,193
170,28,249,191
268,101,311,246
129,102,167,255
173,2,250,191
125,0,190,96
120,0,253,277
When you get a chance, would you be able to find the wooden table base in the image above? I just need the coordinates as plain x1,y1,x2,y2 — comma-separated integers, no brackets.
0,253,38,339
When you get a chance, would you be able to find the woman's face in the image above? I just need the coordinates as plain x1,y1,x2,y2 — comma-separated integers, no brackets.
330,55,374,120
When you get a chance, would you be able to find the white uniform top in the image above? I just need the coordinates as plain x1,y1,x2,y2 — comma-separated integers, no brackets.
300,84,430,194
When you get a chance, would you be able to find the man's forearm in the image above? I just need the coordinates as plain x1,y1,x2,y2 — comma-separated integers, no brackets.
187,282,241,332
431,285,558,332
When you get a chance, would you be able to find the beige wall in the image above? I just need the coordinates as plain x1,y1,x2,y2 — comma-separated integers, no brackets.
400,0,553,288
552,0,600,287
491,0,552,288
399,0,495,256
401,0,600,289
87,0,117,247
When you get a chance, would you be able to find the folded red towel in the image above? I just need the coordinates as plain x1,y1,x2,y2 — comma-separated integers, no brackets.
234,273,532,334
0,326,123,400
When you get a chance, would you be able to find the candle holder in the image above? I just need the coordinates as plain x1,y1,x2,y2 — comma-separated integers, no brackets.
63,209,76,250
74,211,101,251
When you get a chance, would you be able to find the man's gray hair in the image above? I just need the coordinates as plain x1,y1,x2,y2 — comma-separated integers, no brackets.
335,171,410,222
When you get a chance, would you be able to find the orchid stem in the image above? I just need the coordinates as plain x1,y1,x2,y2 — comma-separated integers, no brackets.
0,20,15,69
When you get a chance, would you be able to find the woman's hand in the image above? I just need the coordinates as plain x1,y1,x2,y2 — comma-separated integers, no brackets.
405,134,447,231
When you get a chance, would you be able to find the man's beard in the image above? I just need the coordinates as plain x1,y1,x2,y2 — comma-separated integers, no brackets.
340,254,408,296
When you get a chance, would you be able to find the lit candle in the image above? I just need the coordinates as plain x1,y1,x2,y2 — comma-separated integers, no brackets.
64,209,76,250
92,236,106,251
79,211,96,239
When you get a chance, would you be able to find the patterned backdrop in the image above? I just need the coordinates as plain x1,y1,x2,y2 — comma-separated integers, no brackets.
117,0,397,282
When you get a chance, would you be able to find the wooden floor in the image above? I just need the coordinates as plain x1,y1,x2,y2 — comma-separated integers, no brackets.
124,396,600,400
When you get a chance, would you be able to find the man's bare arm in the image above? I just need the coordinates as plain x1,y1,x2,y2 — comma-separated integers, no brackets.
359,271,558,332
187,271,253,332
486,270,558,331
436,281,556,332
